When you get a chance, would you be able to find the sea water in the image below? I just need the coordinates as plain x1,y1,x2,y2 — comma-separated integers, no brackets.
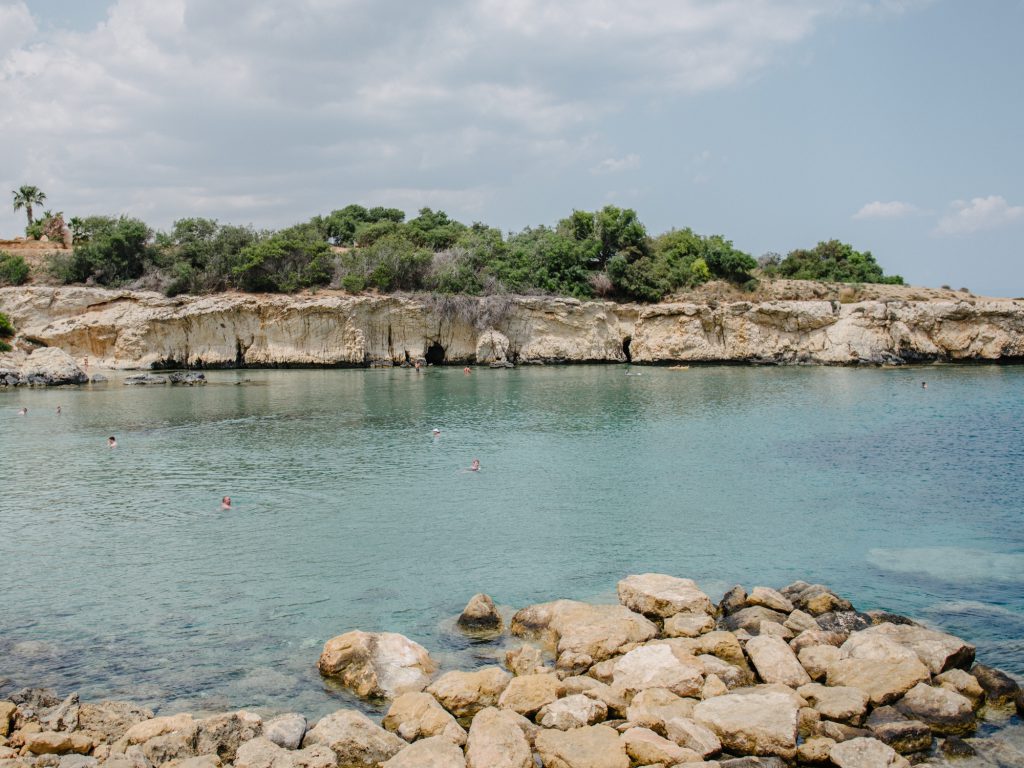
1,365,1022,718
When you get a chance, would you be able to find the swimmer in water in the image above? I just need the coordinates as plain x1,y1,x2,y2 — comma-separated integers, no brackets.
221,496,232,510
18,407,27,416
468,458,481,472
922,381,927,389
107,436,117,448
432,428,441,437
56,405,62,416
463,366,471,374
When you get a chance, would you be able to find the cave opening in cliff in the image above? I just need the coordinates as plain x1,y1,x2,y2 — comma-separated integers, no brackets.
425,341,446,365
622,336,632,363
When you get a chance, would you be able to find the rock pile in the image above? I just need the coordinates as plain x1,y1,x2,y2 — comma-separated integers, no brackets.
3,575,1023,768
0,348,87,387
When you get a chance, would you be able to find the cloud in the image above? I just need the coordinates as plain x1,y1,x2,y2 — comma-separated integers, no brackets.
852,200,922,220
0,2,35,57
935,196,1024,235
592,154,640,174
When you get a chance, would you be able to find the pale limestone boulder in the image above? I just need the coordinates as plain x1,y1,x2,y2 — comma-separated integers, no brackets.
617,575,714,618
934,669,985,706
663,614,715,638
790,629,846,654
163,757,221,768
120,714,196,747
685,631,752,673
692,690,798,759
562,677,628,719
826,657,930,707
797,684,869,724
722,606,788,635
0,701,16,737
854,624,975,675
626,689,697,733
759,622,794,641
798,645,843,681
696,655,749,689
465,708,532,768
701,675,728,699
263,714,307,750
839,632,920,666
457,594,502,633
301,709,406,767
318,631,436,699
475,329,510,365
895,683,975,735
196,711,262,761
505,645,547,676
380,735,466,768
537,695,607,731
783,610,819,634
620,727,700,766
24,733,94,755
787,584,853,617
20,347,88,385
141,728,199,766
497,673,563,717
829,736,910,768
745,636,811,688
510,600,657,666
382,693,466,746
234,737,335,768
42,693,80,732
76,702,153,744
663,717,720,757
534,725,629,768
612,645,704,698
746,587,794,614
427,667,511,718
797,735,835,763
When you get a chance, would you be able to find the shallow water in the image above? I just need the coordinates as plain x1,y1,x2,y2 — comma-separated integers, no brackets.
1,364,1022,718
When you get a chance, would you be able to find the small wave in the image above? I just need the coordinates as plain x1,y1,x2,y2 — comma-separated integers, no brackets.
867,547,1024,583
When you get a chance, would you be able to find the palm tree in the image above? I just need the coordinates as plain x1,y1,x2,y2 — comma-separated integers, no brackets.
12,185,47,228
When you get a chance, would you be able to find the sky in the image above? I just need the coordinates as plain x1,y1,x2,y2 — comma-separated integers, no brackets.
1,0,1022,296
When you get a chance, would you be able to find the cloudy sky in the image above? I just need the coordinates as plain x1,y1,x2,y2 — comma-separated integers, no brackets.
1,0,1021,295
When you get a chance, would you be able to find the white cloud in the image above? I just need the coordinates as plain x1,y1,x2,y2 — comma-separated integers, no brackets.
0,2,35,57
592,154,640,174
935,196,1024,235
853,200,922,220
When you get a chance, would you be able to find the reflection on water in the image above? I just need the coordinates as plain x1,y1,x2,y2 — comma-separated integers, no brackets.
1,364,1023,718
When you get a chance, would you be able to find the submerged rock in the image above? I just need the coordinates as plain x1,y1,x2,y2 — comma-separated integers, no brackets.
970,663,1020,707
456,594,502,633
317,630,436,699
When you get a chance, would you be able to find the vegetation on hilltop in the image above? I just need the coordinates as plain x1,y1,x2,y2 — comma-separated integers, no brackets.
5,190,905,301
0,251,30,286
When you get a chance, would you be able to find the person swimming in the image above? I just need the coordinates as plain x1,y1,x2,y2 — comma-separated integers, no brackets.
463,366,472,374
468,458,480,472
922,381,928,389
432,428,441,437
18,407,27,416
56,405,62,416
107,436,117,448
221,496,232,510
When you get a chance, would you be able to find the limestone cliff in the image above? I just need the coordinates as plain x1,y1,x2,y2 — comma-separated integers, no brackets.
1,287,1022,369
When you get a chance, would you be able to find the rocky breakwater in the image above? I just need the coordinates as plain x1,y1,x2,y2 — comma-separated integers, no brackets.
2,287,1024,369
5,574,1023,768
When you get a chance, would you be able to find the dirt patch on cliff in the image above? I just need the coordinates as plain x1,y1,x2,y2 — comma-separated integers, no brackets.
668,279,997,303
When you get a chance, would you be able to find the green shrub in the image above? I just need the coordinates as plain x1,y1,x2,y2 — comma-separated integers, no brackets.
232,226,333,292
777,240,903,284
0,252,30,286
59,216,152,285
0,311,14,352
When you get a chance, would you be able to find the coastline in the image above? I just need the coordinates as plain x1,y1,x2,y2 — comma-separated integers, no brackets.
2,575,1022,768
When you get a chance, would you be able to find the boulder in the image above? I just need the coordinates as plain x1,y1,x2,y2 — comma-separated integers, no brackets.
895,683,975,735
497,673,563,717
59,757,100,768
382,693,466,746
815,612,872,634
504,645,547,676
511,600,658,666
934,669,984,706
797,736,835,764
263,714,307,750
719,586,747,615
746,588,793,614
663,717,721,757
317,631,437,699
380,736,466,768
301,709,406,767
620,727,700,766
829,737,909,768
797,645,842,681
234,737,335,768
722,607,787,635
195,711,262,761
534,724,629,768
617,575,714,618
119,714,196,747
783,610,819,634
537,695,607,731
692,690,798,759
970,663,1020,707
663,614,714,638
77,702,152,744
758,622,793,641
475,329,510,365
865,708,932,754
21,348,89,386
790,630,846,654
796,684,868,724
826,657,929,707
427,667,512,718
940,735,976,758
814,720,870,743
744,636,811,688
612,645,704,698
701,675,728,699
41,694,80,733
787,585,853,616
23,733,94,756
141,727,200,766
457,594,502,633
464,707,532,768
561,677,627,719
626,689,696,733
124,374,169,385
0,702,18,737
853,624,974,674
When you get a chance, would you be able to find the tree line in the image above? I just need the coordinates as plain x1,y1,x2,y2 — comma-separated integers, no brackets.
5,192,904,299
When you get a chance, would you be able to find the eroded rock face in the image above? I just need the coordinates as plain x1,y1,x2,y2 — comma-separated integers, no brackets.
617,574,714,618
692,690,799,759
534,724,629,768
464,708,532,768
77,702,153,744
318,631,436,700
0,347,88,386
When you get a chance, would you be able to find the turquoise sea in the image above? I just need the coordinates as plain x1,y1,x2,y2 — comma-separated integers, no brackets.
1,365,1022,718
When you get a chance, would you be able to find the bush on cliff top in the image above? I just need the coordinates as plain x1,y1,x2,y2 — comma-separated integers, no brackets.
0,311,13,352
0,251,30,286
764,239,904,284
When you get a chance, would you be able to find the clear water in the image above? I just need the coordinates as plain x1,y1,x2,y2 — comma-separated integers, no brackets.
1,365,1022,720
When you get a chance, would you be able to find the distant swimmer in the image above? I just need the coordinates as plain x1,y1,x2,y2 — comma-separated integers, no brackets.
468,458,481,472
221,496,232,510
432,428,441,437
922,381,928,389
107,436,117,448
463,366,472,374
18,407,27,416
56,405,62,416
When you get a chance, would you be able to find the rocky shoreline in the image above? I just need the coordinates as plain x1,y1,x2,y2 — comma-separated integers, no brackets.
2,287,1024,373
3,575,1022,768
